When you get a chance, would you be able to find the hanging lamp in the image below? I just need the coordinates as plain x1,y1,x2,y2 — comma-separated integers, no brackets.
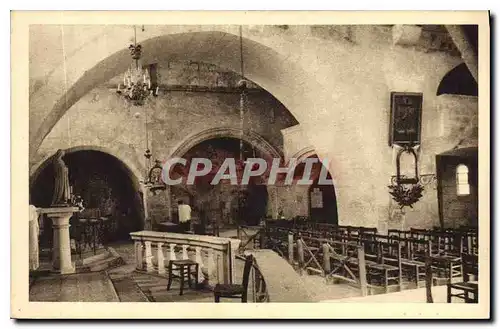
116,25,158,106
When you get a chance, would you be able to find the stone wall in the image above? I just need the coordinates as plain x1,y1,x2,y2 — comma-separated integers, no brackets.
29,25,479,231
33,61,298,228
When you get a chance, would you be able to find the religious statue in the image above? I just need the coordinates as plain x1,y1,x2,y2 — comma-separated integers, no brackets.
51,149,72,206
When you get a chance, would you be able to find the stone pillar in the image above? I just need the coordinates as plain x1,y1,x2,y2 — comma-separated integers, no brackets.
140,184,151,230
445,25,478,83
229,240,240,284
165,185,172,220
266,185,279,219
45,208,78,274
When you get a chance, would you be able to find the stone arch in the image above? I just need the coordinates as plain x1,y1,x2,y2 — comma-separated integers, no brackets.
168,127,282,160
30,31,316,157
30,145,147,237
166,127,281,225
436,63,478,96
289,146,317,163
30,145,143,189
291,151,338,225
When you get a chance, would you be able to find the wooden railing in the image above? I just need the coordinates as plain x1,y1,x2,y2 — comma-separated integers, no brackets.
130,231,241,286
250,260,269,302
292,233,368,296
236,225,263,253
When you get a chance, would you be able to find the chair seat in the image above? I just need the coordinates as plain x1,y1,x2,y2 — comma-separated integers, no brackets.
368,263,399,271
170,259,197,266
401,259,425,267
449,281,478,291
433,255,461,262
346,257,377,266
331,254,347,261
214,283,244,295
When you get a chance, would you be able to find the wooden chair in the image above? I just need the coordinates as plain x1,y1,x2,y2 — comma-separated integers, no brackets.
166,259,199,296
214,254,254,303
430,232,463,284
399,238,430,288
367,241,403,292
447,253,478,303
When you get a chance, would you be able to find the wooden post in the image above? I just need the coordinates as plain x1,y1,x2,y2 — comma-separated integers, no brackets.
297,238,305,274
358,245,368,297
260,227,268,249
467,234,473,254
425,256,434,303
323,243,331,275
397,243,403,292
288,232,294,264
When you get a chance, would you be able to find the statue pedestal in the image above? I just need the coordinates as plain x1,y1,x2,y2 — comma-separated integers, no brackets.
40,207,79,274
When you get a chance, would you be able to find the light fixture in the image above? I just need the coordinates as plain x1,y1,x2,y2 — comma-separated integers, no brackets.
116,25,158,106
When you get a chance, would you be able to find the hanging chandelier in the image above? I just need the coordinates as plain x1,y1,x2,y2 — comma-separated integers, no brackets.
116,26,158,106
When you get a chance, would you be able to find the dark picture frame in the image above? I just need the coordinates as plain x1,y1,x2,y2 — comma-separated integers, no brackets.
389,92,423,146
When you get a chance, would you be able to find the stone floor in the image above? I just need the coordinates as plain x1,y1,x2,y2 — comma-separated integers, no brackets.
29,271,119,302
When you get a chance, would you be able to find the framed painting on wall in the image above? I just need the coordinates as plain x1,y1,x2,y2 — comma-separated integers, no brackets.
389,92,423,146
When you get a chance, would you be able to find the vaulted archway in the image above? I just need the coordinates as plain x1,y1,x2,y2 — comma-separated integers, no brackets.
30,148,145,241
30,30,318,159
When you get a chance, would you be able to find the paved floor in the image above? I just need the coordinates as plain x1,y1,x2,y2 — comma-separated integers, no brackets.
29,271,119,302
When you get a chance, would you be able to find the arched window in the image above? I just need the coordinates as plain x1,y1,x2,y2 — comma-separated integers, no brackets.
456,164,470,196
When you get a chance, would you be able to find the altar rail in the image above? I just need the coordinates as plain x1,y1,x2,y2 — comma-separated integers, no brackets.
130,231,241,285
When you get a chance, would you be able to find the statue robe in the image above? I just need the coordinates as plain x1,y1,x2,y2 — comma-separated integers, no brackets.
51,158,71,206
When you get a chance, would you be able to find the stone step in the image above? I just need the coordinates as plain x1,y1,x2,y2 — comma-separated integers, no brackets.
79,250,112,266
109,276,150,302
88,255,125,272
76,248,125,273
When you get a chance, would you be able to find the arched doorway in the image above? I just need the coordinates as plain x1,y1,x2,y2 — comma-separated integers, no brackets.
169,137,271,229
292,154,338,225
308,175,338,225
30,149,145,242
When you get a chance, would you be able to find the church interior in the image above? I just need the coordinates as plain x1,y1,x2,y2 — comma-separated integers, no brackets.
27,24,481,304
